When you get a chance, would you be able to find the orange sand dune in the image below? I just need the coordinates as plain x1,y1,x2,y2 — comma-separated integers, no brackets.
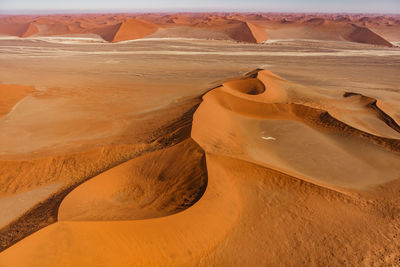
193,70,400,191
20,22,39,37
0,22,31,37
110,18,159,42
344,24,393,47
265,18,394,46
214,21,268,43
1,70,399,266
0,139,241,266
150,18,268,43
58,140,206,221
1,13,398,45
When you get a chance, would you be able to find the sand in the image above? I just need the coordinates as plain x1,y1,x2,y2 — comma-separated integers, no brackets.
0,84,35,117
0,13,399,266
0,13,398,45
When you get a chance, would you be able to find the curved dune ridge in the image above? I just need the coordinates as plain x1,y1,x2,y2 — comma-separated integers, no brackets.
0,14,398,45
192,70,400,191
343,92,400,135
0,70,400,265
58,139,207,221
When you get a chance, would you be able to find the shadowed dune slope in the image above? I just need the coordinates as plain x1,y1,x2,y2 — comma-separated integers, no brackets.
266,18,394,46
110,18,159,42
20,22,39,37
0,20,32,37
344,24,393,47
58,139,207,221
215,21,268,43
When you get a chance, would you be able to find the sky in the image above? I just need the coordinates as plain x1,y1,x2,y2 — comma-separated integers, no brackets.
0,0,399,14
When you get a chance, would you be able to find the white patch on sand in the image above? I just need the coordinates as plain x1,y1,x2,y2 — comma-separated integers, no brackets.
117,37,202,43
0,35,106,44
261,136,276,141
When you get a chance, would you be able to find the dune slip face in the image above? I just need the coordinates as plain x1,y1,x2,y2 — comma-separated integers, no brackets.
0,68,399,266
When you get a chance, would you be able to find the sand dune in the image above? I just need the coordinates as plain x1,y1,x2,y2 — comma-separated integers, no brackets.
344,24,393,47
266,18,394,47
20,22,38,37
192,70,400,191
58,139,206,221
0,13,398,45
1,69,399,265
109,18,159,42
0,14,399,264
222,21,268,43
0,139,241,266
341,92,400,137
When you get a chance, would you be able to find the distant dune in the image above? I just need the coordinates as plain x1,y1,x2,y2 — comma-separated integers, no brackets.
344,24,393,47
0,13,398,45
215,21,269,43
110,18,159,42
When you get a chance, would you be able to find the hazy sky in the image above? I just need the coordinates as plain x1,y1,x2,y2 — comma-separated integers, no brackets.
0,0,399,14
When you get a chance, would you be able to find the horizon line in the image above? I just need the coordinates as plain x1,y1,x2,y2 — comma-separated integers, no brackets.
1,9,399,16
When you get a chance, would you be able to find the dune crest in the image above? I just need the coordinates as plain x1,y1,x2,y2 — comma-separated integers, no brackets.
20,22,39,37
344,24,393,47
192,70,400,191
111,18,159,42
220,21,268,43
58,139,207,221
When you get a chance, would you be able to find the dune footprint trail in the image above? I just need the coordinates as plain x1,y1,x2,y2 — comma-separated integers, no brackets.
1,70,400,266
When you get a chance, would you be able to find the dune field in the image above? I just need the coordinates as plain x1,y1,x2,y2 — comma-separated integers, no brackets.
0,13,400,266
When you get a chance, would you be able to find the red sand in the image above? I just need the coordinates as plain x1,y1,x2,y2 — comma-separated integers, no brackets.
0,13,397,45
